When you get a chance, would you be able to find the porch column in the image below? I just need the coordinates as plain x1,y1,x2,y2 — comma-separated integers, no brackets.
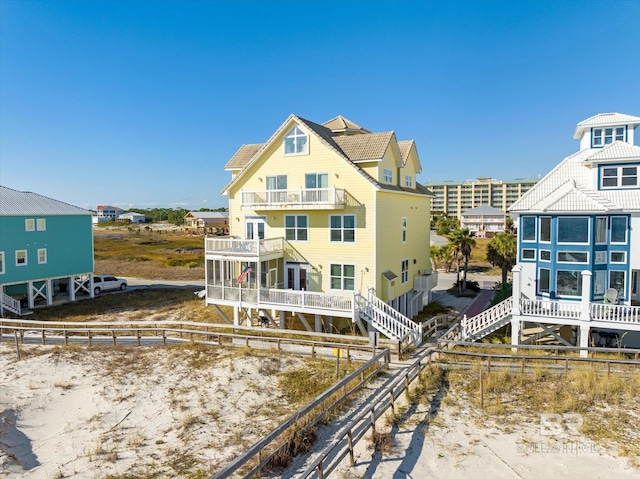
69,276,76,301
233,306,240,326
579,270,592,358
27,281,34,309
315,314,322,333
279,311,285,329
326,316,333,334
46,279,53,306
511,265,522,349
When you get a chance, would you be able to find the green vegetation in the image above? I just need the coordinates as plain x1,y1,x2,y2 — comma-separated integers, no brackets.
486,231,517,284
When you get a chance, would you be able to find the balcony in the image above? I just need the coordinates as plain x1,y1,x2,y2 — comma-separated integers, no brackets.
241,187,346,210
205,237,284,258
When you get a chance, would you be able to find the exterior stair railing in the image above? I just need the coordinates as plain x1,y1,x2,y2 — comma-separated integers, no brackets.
1,292,22,316
461,297,513,341
354,288,422,346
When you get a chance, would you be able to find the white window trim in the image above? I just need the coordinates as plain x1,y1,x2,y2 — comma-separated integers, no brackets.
556,216,590,245
601,165,638,189
610,216,628,244
609,270,626,296
521,248,536,261
36,218,46,231
305,173,329,189
594,251,607,265
383,168,393,183
25,219,35,231
0,251,4,274
401,258,409,284
329,214,356,243
405,175,413,188
595,216,608,245
329,263,356,292
538,267,551,295
284,214,309,242
283,126,309,156
402,217,407,243
610,251,626,263
521,216,537,243
37,248,47,264
539,216,551,243
539,250,551,262
555,270,583,298
16,250,27,266
556,251,589,264
594,270,606,297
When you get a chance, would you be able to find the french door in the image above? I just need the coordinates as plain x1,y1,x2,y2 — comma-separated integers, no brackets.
286,263,309,291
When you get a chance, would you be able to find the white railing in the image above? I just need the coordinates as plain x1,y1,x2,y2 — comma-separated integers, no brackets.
462,297,512,340
591,303,640,324
413,271,438,292
241,187,346,209
206,284,352,313
1,292,21,315
205,237,284,256
355,289,422,345
520,298,582,319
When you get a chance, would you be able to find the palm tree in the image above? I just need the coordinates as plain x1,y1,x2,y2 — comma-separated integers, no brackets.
448,227,476,293
487,231,517,285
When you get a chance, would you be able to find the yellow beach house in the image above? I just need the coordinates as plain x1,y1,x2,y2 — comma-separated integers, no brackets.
204,115,437,343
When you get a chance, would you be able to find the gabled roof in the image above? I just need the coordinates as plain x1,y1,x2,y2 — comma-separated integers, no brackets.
333,131,396,162
185,211,228,219
509,146,640,214
398,140,422,174
97,205,124,211
221,114,430,197
582,141,640,164
573,112,640,139
462,205,506,216
0,185,90,216
322,115,370,134
224,144,264,171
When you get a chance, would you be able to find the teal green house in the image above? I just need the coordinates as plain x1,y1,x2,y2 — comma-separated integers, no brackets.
0,186,94,315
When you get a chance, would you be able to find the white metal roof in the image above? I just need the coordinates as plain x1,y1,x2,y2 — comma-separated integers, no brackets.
582,142,640,164
0,185,91,216
573,112,640,139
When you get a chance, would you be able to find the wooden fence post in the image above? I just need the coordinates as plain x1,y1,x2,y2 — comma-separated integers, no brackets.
480,368,484,408
14,330,21,360
347,430,355,466
112,330,117,346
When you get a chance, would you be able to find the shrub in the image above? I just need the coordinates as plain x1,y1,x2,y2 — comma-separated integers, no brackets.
490,281,512,306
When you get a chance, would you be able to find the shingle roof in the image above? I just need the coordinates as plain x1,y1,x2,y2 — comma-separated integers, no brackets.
186,211,228,219
573,112,640,139
221,114,430,197
322,115,370,133
224,144,263,170
462,205,506,216
0,186,91,216
333,132,394,162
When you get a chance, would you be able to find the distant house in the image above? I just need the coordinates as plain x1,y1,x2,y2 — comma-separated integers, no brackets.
460,205,507,238
0,186,94,315
94,205,124,223
184,211,229,234
118,212,146,224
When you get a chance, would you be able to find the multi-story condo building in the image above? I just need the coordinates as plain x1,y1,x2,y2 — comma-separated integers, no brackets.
0,186,94,315
425,176,539,219
203,115,437,342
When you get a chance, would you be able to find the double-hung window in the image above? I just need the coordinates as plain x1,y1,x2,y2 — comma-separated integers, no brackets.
285,215,308,241
284,126,308,155
0,252,4,274
330,264,355,291
383,169,393,183
330,215,355,243
25,219,35,231
601,166,638,188
37,218,46,231
38,248,47,264
401,259,409,284
405,175,413,187
402,217,407,243
16,250,27,266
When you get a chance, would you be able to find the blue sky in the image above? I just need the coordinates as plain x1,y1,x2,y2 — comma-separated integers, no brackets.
1,0,639,211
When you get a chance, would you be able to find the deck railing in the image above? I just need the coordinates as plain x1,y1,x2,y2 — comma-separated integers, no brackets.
204,237,284,256
241,187,346,209
520,298,582,319
206,284,353,313
462,297,512,340
1,292,21,315
591,303,640,324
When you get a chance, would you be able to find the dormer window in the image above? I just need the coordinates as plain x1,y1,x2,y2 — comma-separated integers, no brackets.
601,166,638,188
284,126,308,155
383,169,393,183
593,127,625,147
